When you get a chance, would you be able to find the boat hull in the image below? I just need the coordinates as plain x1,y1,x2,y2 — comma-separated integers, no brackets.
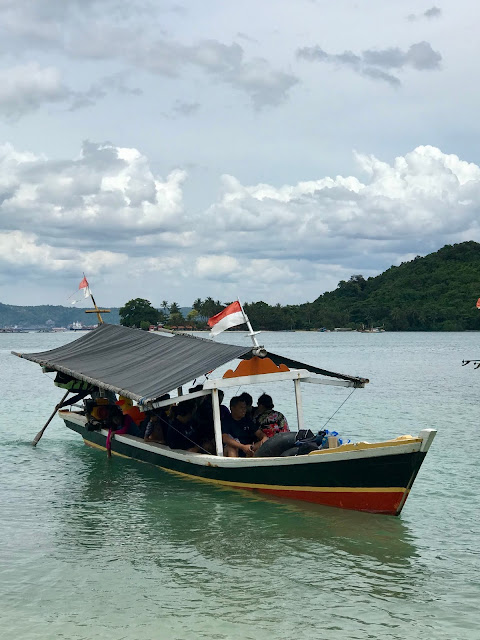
61,413,433,516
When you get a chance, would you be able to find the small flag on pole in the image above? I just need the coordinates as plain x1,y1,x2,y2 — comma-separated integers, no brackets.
207,301,247,337
79,277,90,298
70,277,91,305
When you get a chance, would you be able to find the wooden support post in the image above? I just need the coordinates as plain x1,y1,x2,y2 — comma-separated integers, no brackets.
294,378,304,432
211,388,223,457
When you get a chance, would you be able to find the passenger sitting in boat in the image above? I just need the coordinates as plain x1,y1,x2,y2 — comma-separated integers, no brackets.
85,396,116,428
238,392,254,419
193,390,229,453
188,384,206,416
221,396,266,457
109,408,143,437
252,393,289,438
116,396,146,427
144,413,165,443
143,395,170,443
166,400,201,452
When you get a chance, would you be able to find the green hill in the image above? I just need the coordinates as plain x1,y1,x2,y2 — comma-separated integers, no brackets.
0,303,191,330
308,241,480,331
240,241,480,331
0,303,120,329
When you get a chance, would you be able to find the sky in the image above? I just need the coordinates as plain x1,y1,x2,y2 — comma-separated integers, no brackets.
1,0,479,308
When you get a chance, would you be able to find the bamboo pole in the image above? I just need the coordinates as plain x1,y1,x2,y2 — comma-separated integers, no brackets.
83,272,109,324
32,390,70,447
88,289,104,325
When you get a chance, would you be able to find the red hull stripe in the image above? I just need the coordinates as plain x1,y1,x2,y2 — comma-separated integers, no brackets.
160,466,408,514
249,486,407,515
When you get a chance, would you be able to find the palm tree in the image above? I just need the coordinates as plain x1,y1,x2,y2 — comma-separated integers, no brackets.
170,302,181,316
193,298,205,320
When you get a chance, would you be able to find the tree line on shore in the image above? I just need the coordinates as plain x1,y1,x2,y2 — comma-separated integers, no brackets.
119,242,480,332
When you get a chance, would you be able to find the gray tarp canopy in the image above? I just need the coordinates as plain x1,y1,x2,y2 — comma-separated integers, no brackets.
13,324,252,405
13,324,368,404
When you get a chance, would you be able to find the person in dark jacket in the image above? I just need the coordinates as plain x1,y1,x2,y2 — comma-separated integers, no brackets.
221,396,266,457
166,400,201,451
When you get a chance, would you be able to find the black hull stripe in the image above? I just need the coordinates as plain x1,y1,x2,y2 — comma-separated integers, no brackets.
69,420,427,492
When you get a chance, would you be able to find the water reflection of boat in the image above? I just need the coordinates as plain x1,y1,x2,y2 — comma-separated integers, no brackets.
64,450,419,565
14,324,436,516
51,447,425,640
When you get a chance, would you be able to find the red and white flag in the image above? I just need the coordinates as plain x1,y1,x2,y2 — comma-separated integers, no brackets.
71,277,91,304
207,301,247,337
476,298,480,309
79,277,90,298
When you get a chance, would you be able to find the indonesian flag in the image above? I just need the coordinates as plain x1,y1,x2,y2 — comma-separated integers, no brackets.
477,298,480,309
71,277,91,304
208,301,247,337
79,277,91,298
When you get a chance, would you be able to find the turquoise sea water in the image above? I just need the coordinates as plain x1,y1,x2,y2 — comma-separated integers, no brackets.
1,331,479,640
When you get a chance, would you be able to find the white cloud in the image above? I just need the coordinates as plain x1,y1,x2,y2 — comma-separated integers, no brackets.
243,259,299,284
0,230,127,273
195,255,240,278
0,231,63,269
408,6,442,21
134,231,196,248
0,141,187,239
0,3,298,109
92,37,298,108
297,42,442,86
80,250,129,273
203,145,480,266
1,141,480,305
0,63,70,117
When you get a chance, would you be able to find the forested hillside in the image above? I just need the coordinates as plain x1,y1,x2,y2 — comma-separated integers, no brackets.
307,241,480,331
244,241,480,331
0,304,120,328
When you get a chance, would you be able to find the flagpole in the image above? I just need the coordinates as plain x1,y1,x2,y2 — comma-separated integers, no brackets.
82,273,111,325
238,299,266,356
82,272,102,324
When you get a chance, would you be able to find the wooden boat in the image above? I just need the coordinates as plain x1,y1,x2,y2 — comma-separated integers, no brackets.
13,323,436,516
358,324,386,333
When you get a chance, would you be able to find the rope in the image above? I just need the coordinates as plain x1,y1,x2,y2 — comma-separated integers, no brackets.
321,388,356,430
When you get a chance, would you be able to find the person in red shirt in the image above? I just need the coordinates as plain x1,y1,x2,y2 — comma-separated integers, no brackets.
253,393,289,439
